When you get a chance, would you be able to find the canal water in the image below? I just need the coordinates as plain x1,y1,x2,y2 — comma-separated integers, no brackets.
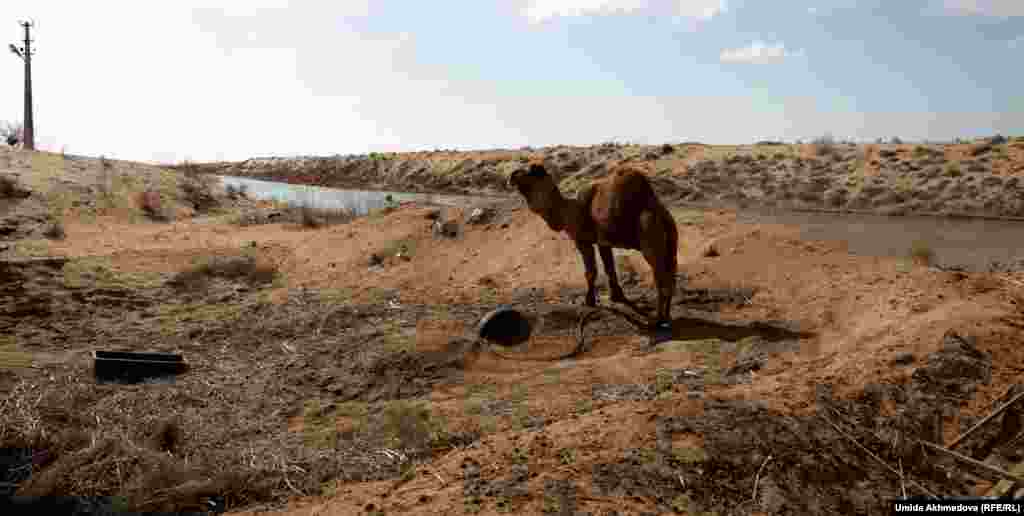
217,175,504,216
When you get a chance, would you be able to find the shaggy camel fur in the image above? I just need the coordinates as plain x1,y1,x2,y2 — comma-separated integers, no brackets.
508,161,679,329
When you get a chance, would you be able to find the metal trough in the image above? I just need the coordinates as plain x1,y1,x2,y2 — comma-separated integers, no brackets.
93,350,189,384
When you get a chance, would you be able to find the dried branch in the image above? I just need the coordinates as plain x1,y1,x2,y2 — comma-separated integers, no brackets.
822,413,938,499
946,388,1024,451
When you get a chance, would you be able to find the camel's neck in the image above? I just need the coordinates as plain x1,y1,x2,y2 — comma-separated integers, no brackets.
540,193,588,238
533,188,575,233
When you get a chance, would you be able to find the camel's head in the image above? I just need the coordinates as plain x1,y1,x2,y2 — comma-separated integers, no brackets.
507,162,554,198
507,162,566,230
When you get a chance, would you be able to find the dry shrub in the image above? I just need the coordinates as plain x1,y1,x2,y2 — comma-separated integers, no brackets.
0,175,17,197
179,175,221,213
42,222,65,240
299,205,321,228
379,400,444,452
168,254,279,291
138,190,170,221
0,175,30,199
970,143,994,157
14,436,257,513
293,204,356,228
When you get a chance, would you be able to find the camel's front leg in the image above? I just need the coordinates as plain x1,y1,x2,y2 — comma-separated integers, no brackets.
575,241,598,307
598,245,628,304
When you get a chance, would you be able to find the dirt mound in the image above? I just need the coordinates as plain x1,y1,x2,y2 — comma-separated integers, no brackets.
454,330,1007,515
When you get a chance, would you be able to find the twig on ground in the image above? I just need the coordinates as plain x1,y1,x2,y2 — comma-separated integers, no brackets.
946,388,1024,451
823,412,938,499
429,469,445,486
899,458,907,499
752,454,773,503
918,440,1024,485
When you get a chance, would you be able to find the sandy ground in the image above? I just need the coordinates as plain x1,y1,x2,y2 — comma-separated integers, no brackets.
2,145,1024,514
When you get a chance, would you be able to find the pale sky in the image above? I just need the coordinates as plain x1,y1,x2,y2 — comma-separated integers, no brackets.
2,0,1022,164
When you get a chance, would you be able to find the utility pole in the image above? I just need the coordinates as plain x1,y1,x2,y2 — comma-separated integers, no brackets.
9,20,35,150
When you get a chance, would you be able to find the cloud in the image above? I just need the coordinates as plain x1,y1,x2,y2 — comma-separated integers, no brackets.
720,41,802,64
522,0,727,23
940,0,1024,16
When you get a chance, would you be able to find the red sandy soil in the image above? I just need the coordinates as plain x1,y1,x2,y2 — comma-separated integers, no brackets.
36,200,1021,515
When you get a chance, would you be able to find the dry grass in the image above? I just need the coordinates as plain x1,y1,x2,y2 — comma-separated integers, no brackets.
167,253,280,291
61,256,165,290
672,208,704,226
0,289,465,513
909,240,935,266
233,204,357,227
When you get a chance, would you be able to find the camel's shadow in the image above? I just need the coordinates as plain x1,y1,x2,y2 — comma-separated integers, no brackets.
594,289,812,347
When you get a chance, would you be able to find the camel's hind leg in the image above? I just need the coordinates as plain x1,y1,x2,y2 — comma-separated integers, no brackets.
575,241,599,307
641,247,675,328
598,245,628,304
639,213,677,329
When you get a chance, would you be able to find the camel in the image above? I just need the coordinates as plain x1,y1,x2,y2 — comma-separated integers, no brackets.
508,161,679,330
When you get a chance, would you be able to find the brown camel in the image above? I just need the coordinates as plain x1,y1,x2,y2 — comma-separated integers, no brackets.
508,161,679,329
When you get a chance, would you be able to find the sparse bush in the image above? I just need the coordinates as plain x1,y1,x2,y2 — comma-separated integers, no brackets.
292,204,356,228
944,163,962,177
179,175,220,213
970,143,994,157
168,254,279,291
43,222,66,240
233,205,355,227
